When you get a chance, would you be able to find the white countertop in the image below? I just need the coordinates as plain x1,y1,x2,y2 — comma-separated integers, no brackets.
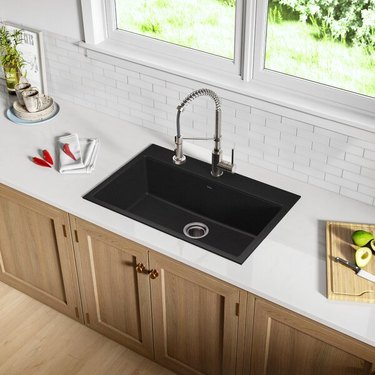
1,96,375,347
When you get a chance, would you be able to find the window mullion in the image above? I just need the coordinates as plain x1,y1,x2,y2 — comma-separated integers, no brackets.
241,0,258,81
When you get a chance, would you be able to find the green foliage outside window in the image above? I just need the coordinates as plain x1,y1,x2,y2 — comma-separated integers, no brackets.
277,0,375,48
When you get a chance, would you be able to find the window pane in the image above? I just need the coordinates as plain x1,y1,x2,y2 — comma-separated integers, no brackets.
265,0,375,97
115,0,236,59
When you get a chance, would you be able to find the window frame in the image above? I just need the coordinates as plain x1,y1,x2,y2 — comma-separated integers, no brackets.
252,0,375,115
104,0,244,76
80,0,375,129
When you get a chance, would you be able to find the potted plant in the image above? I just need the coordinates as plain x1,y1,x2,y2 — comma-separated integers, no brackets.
0,25,26,94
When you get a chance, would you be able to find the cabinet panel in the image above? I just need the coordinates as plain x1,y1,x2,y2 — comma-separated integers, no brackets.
150,252,240,375
249,299,375,375
72,218,154,358
0,184,82,321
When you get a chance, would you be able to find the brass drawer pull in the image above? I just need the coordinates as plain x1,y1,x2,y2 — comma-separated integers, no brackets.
149,269,159,279
135,263,146,273
135,263,159,279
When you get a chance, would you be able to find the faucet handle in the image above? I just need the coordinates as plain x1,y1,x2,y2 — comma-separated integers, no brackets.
217,148,236,174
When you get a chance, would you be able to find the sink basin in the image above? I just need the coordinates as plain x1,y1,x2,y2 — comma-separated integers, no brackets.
84,144,300,264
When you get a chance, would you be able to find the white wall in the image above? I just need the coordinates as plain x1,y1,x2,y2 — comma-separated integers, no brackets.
0,0,83,40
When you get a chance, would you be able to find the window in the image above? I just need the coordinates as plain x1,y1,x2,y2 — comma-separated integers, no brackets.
102,0,244,75
264,0,375,98
81,0,375,126
114,0,237,59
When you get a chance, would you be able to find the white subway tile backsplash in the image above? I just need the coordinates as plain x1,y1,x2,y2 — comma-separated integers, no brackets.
359,185,375,197
325,174,358,191
251,123,280,139
154,85,180,98
118,97,142,111
282,118,313,132
364,149,375,161
44,33,375,206
348,137,375,151
142,105,167,119
252,108,281,122
141,89,167,104
313,142,345,159
80,61,104,75
91,60,115,71
327,157,360,174
343,171,374,188
251,157,278,172
295,145,327,163
361,167,375,179
294,164,325,179
314,128,348,143
279,149,310,166
298,128,330,146
330,139,364,156
119,111,143,126
310,160,342,177
264,154,293,169
346,153,375,170
278,166,308,183
128,93,154,107
233,118,250,130
73,97,95,109
308,177,340,193
340,188,374,205
281,131,312,148
128,77,152,91
251,139,278,156
249,113,266,126
130,108,154,122
93,74,116,87
236,109,251,121
70,66,92,78
266,137,295,153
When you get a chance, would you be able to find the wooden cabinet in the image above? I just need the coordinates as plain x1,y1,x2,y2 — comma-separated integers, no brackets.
72,216,245,374
1,184,375,375
149,252,245,375
0,184,82,321
71,217,154,358
245,297,375,375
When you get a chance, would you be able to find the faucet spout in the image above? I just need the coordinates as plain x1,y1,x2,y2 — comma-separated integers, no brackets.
173,88,235,177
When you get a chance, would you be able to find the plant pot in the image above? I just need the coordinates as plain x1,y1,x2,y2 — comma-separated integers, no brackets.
3,64,21,94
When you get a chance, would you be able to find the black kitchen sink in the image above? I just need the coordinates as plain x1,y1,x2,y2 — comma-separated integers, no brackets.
84,144,300,264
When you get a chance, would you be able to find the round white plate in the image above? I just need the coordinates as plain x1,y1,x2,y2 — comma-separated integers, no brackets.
6,102,60,125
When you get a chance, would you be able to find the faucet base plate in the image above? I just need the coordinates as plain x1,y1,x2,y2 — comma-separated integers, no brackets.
173,155,186,165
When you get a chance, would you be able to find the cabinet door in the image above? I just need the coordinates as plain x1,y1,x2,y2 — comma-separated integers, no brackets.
149,252,240,375
0,184,82,321
248,298,375,375
72,217,154,358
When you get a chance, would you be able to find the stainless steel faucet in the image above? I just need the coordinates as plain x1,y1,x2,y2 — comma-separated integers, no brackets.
173,88,235,177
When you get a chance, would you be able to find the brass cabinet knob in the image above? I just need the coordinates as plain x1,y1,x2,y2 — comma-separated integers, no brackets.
149,269,159,279
135,263,146,273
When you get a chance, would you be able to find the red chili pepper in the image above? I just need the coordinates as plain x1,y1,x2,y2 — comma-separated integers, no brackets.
63,143,76,161
42,149,54,165
33,157,52,168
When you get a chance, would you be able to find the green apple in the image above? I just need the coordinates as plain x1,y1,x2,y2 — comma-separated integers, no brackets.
352,230,374,247
355,247,372,268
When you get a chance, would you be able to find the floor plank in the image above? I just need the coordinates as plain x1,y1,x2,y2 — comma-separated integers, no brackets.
0,282,175,375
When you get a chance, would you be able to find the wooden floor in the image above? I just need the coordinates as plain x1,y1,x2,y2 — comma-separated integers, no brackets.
0,282,175,375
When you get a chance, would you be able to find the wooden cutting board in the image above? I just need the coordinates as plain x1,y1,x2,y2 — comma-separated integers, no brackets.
326,221,375,303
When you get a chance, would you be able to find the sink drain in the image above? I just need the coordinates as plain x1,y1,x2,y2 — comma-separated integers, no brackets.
183,222,209,239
